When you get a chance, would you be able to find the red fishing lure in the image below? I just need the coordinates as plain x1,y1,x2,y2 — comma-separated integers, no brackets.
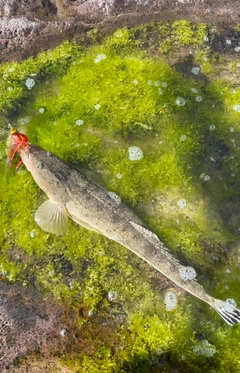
9,128,29,169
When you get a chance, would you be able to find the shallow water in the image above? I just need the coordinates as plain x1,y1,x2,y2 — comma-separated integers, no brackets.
1,23,240,372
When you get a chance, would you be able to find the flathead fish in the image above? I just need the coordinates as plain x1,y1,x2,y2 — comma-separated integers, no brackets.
18,143,240,325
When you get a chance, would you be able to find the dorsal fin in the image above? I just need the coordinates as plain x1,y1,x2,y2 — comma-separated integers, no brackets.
130,221,168,249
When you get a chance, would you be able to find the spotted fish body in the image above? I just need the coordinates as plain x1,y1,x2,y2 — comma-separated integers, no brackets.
20,143,240,325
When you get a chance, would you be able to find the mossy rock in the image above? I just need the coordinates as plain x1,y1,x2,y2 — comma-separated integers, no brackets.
1,21,240,372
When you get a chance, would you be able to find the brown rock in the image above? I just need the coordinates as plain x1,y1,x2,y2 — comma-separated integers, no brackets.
0,0,240,63
0,282,79,372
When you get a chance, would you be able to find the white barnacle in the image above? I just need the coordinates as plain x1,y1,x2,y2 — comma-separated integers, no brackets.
107,290,118,301
38,108,45,114
30,230,37,238
180,134,187,141
193,340,217,357
154,81,160,87
87,309,95,317
0,269,7,277
176,97,186,106
164,290,178,311
107,191,121,205
133,79,139,85
75,119,84,126
209,125,216,130
177,199,186,209
191,67,200,75
234,46,240,52
69,281,74,290
116,173,122,179
225,298,237,311
156,348,163,356
60,328,68,337
191,87,198,93
128,146,143,161
7,86,13,91
203,174,211,181
25,77,35,90
48,269,55,277
196,95,203,102
21,118,30,124
94,53,106,63
233,104,240,112
179,266,197,281
94,104,101,110
199,173,210,181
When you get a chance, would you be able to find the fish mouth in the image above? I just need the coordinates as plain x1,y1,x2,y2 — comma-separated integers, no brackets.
20,145,34,170
20,146,30,159
20,144,30,154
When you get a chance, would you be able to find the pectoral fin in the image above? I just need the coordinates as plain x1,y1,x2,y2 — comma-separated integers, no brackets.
34,200,69,236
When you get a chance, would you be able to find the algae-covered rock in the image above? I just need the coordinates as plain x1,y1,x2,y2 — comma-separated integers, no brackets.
1,20,240,372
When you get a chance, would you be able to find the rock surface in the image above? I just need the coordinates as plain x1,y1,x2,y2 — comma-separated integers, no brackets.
0,0,240,63
0,282,79,372
0,281,127,372
1,1,240,371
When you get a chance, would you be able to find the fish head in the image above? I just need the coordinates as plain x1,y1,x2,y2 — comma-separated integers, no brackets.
20,144,71,203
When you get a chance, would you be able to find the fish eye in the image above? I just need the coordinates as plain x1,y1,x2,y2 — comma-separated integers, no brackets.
36,161,44,169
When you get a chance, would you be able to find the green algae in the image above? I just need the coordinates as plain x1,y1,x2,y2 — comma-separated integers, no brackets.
0,41,80,115
1,21,240,372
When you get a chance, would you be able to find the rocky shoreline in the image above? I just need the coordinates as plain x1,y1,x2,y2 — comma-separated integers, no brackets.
0,0,240,63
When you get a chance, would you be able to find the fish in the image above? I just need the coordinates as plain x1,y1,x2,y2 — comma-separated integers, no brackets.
18,142,240,326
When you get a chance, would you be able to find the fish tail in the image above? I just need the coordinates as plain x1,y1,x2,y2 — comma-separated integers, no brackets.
212,299,240,326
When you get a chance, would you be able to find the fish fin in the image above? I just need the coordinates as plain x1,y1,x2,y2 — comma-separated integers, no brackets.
130,221,168,248
212,299,240,326
130,221,182,266
35,200,69,236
